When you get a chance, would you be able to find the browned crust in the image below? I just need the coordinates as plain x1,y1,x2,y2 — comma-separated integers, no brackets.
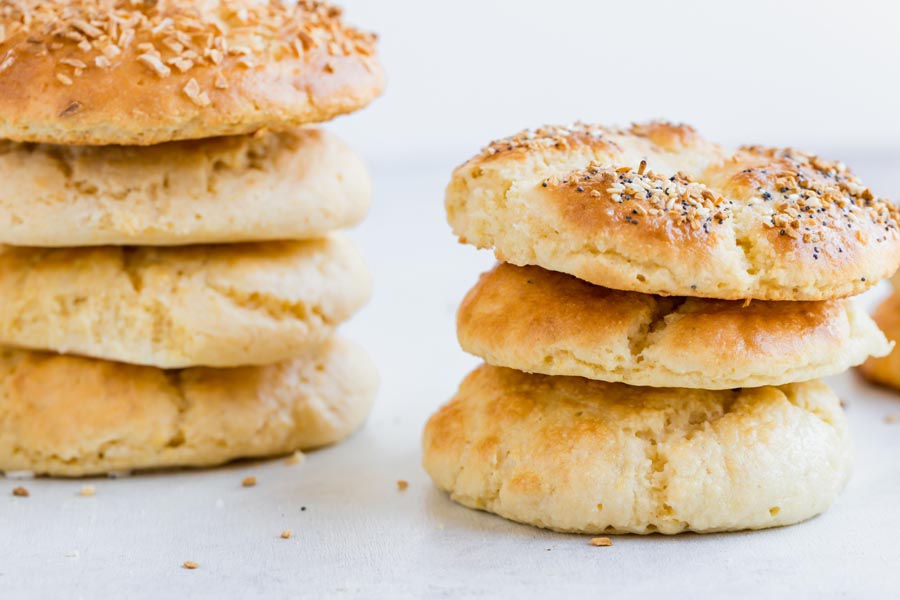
448,121,900,300
0,0,384,144
422,365,850,534
860,292,900,390
458,263,888,388
0,337,377,477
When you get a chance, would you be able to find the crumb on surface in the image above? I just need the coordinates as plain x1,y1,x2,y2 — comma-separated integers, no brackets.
280,529,292,539
12,486,29,497
182,561,199,570
80,484,96,497
886,414,897,424
242,476,257,488
396,480,409,491
285,450,306,466
590,537,613,547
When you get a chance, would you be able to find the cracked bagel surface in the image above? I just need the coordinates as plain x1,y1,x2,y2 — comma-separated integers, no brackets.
458,263,891,389
446,121,900,300
0,337,377,477
0,128,371,246
423,365,852,534
0,235,370,368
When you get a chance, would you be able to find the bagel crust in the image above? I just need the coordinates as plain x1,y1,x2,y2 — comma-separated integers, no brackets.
860,292,900,390
0,0,384,145
423,365,852,534
447,121,900,300
0,128,370,246
0,337,377,477
458,263,891,389
0,236,371,368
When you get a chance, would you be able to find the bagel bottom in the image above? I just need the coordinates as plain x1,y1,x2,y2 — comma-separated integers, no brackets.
423,365,851,534
0,338,376,477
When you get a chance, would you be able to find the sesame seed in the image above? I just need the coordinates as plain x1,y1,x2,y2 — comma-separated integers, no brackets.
137,53,171,77
285,450,306,466
59,57,86,69
0,0,377,89
548,161,730,231
280,529,293,539
58,100,82,117
182,561,199,570
102,44,121,59
12,486,29,497
183,77,211,107
241,476,257,488
590,537,613,547
168,57,194,73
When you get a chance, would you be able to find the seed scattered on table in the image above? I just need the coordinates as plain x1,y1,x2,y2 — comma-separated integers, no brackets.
12,486,29,497
242,476,257,487
590,537,613,547
886,414,898,424
183,561,199,570
280,529,292,539
285,451,306,466
80,485,96,497
396,480,409,491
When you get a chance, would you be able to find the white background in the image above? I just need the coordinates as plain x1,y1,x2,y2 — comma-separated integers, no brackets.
331,0,900,161
4,2,900,598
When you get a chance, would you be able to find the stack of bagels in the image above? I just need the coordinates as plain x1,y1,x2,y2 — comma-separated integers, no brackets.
424,121,900,534
0,0,383,477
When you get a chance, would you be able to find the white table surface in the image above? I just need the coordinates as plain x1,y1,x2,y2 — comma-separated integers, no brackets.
2,156,899,600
